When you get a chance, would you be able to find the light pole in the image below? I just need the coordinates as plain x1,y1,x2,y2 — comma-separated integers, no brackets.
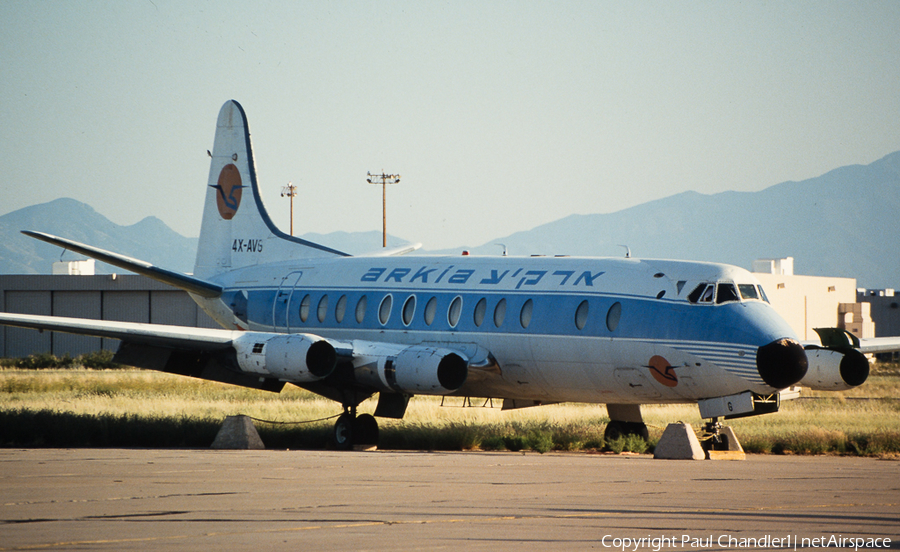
366,171,400,247
281,181,298,236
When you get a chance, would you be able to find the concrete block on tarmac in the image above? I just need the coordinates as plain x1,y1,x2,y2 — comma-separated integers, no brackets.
654,422,705,460
211,415,265,450
707,450,746,460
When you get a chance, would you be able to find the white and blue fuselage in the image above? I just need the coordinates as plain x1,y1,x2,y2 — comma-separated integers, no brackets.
199,253,800,405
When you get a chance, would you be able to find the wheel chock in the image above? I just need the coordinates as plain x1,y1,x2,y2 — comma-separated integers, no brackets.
653,422,706,460
211,415,265,450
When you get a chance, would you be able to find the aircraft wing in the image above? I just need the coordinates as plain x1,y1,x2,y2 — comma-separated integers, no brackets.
0,311,470,400
803,327,900,355
0,311,346,393
855,336,900,355
0,312,236,350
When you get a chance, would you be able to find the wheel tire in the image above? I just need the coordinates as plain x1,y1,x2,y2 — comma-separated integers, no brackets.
604,421,649,442
333,413,355,450
625,422,649,441
353,414,379,446
604,420,627,442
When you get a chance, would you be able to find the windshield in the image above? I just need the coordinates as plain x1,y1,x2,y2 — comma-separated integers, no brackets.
687,281,769,305
738,284,759,300
716,283,739,304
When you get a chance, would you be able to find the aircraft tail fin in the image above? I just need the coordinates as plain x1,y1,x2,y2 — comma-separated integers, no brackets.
195,100,347,279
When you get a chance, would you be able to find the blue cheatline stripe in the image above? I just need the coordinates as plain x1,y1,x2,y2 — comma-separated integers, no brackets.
233,285,777,345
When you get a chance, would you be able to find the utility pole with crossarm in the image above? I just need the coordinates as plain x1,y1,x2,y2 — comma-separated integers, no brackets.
280,181,298,236
366,171,401,247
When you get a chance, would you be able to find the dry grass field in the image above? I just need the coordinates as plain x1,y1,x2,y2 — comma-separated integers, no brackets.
1,362,899,454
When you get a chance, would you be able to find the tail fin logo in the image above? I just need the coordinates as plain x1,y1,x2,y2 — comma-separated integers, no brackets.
211,164,244,220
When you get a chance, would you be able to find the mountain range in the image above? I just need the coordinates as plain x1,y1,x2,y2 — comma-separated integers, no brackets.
0,200,411,276
433,150,900,289
0,199,199,275
1,151,897,288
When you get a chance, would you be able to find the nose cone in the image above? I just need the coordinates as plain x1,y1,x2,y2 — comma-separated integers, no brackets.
757,338,808,389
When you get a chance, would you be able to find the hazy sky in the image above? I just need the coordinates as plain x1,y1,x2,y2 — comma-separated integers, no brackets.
2,1,899,250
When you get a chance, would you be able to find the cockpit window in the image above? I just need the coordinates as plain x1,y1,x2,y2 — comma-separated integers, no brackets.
690,281,768,305
716,283,739,304
688,283,715,303
738,284,759,301
687,284,705,303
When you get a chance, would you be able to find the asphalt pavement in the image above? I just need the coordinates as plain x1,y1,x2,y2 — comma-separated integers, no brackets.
1,449,898,551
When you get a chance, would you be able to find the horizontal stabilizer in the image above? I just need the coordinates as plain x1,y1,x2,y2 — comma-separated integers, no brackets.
359,242,423,257
22,231,222,298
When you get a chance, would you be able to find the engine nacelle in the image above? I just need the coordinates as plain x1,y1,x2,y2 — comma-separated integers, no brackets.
233,332,337,382
800,347,869,391
352,341,469,395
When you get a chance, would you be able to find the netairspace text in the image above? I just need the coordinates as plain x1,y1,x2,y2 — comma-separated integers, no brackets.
599,534,891,551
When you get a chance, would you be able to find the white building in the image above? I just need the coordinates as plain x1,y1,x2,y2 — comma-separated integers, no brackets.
51,259,95,276
752,257,875,341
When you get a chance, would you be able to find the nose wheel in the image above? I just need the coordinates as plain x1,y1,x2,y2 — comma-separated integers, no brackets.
332,407,379,450
700,417,744,454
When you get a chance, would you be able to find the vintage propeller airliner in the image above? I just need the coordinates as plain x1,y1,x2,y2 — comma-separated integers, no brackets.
3,100,896,450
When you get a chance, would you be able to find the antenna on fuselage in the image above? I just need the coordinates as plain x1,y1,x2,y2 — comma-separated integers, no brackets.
496,243,508,256
619,244,631,258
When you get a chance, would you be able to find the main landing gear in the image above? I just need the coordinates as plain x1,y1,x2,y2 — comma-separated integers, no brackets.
604,403,649,443
604,420,649,442
332,406,379,450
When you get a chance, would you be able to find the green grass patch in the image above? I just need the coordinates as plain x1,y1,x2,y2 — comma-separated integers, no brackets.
1,362,899,455
1,350,122,370
605,434,650,454
0,409,220,448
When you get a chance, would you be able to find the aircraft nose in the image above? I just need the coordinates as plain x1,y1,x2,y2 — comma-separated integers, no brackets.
756,338,808,389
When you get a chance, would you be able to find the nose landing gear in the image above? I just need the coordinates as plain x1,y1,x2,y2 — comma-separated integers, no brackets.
700,417,745,458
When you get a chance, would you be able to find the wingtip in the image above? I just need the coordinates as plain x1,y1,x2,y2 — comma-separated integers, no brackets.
21,230,56,243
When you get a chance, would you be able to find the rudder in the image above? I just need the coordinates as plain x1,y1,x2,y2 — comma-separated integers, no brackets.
194,100,346,279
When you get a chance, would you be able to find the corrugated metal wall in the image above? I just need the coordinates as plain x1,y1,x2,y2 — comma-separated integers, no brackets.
150,291,199,326
4,291,52,357
0,275,220,358
53,291,102,354
101,291,151,352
